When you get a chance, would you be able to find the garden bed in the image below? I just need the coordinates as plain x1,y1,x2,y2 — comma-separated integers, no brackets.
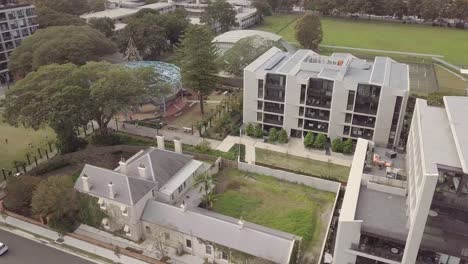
212,168,336,263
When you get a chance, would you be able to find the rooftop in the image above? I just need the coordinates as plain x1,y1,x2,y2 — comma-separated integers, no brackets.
213,30,282,44
142,200,296,264
80,2,173,20
245,47,409,91
444,96,468,173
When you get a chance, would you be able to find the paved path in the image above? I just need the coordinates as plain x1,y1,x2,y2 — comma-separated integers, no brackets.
216,136,353,166
108,120,222,148
0,229,95,264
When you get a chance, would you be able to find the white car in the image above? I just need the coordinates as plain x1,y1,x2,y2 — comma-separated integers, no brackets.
0,242,8,255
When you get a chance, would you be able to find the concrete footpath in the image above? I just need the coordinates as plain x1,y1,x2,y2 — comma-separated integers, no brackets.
216,135,353,166
0,213,158,264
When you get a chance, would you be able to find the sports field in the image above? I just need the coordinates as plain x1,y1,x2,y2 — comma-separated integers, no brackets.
254,15,468,66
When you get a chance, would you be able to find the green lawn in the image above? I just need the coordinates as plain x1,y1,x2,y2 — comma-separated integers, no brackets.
434,65,468,95
213,168,335,255
0,120,55,172
254,15,468,66
256,148,350,182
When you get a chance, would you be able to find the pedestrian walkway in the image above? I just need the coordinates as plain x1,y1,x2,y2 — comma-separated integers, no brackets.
216,135,353,167
108,120,222,148
0,213,157,264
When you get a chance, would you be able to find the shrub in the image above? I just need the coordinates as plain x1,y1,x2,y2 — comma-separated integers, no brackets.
3,176,42,215
77,193,107,228
331,138,344,153
304,131,314,148
253,124,264,138
90,133,121,146
268,128,278,142
195,140,211,154
342,138,354,154
277,129,288,144
246,123,254,136
32,159,70,176
313,134,327,149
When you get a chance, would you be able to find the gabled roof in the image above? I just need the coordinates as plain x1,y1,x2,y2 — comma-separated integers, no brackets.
142,200,297,264
124,148,193,186
75,165,157,205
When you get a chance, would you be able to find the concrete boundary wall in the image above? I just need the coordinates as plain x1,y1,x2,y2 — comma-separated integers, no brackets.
238,162,341,193
366,181,406,196
362,173,407,189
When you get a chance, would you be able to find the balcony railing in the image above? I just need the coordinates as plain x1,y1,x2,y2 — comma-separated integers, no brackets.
304,123,328,133
352,117,375,128
264,95,284,102
351,130,373,140
305,111,329,121
350,243,403,262
263,118,283,125
263,107,284,114
305,96,331,109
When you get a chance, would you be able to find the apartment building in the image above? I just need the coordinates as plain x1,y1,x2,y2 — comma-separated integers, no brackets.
243,47,409,148
0,0,38,83
333,96,468,264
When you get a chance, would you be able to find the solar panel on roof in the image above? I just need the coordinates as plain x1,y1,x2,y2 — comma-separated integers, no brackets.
265,55,285,70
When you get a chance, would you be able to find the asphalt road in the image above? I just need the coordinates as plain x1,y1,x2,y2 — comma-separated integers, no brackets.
0,229,95,264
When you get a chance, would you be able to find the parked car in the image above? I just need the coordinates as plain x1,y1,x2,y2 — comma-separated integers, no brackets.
0,242,8,255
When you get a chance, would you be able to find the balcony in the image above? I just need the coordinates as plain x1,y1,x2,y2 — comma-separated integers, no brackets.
304,109,330,121
351,127,374,140
304,120,328,133
305,96,331,109
264,107,283,114
264,94,284,102
263,113,283,126
352,115,376,128
350,241,403,263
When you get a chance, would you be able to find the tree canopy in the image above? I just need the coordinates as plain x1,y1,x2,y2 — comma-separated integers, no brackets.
219,36,279,76
4,62,160,152
295,13,323,50
33,0,105,15
200,0,238,33
88,17,115,38
36,7,86,28
117,10,190,59
253,0,273,17
4,176,42,215
177,25,218,114
9,25,116,76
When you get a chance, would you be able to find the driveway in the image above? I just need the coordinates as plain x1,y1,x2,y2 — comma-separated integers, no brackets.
0,229,95,264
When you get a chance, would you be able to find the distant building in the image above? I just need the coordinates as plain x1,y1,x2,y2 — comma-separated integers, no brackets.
243,47,409,148
333,96,468,264
0,0,38,83
80,2,175,23
212,29,295,55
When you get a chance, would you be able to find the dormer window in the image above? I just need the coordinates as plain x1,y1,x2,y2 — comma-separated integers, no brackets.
121,205,128,216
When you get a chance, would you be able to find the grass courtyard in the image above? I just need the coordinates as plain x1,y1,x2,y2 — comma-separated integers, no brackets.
254,15,468,65
0,119,55,172
256,148,350,182
213,168,336,260
434,65,467,95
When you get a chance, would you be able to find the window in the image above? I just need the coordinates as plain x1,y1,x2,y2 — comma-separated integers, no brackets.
164,232,170,240
186,239,192,248
347,91,355,111
299,107,304,116
124,225,131,236
121,205,128,216
257,79,264,98
221,251,228,260
206,245,212,255
257,101,262,110
345,113,352,123
98,198,106,210
298,119,303,128
257,112,262,121
300,84,306,104
102,218,110,229
178,185,183,194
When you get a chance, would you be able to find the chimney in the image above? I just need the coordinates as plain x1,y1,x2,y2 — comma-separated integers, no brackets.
174,139,182,154
119,158,128,175
156,135,165,150
238,217,244,229
138,163,147,179
108,182,115,199
82,174,90,192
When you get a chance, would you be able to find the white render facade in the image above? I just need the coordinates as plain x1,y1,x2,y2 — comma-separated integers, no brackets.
243,47,409,148
333,97,468,264
0,2,38,82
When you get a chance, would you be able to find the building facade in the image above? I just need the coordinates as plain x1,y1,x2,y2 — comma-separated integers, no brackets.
0,1,38,82
243,47,409,148
332,96,468,264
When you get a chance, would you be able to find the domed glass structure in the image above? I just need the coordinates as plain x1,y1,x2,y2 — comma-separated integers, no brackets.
125,61,182,96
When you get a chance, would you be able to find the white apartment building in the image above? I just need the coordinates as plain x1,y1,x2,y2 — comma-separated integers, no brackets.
243,47,409,148
0,0,37,82
333,96,468,264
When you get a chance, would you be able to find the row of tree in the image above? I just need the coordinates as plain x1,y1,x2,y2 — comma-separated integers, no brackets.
306,0,468,20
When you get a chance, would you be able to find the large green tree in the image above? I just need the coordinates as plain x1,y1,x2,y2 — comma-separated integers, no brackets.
3,176,42,215
253,0,272,18
33,0,91,15
88,17,115,38
219,36,278,76
295,13,323,50
9,26,116,76
200,0,238,33
4,64,91,153
177,25,218,114
36,7,85,28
